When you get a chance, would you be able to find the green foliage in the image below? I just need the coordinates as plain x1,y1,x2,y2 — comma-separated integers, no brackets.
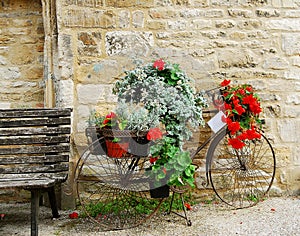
148,136,196,188
113,59,207,144
87,110,105,127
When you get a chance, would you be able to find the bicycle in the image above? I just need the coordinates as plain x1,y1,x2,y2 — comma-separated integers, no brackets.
74,88,276,230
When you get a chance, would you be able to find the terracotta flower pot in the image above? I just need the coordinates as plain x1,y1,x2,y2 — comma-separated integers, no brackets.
105,140,129,158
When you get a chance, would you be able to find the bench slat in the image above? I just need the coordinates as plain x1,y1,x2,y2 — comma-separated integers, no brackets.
0,117,71,128
0,127,71,136
0,172,67,181
0,136,70,145
0,178,61,189
0,108,72,118
0,145,69,155
0,154,69,164
0,163,69,174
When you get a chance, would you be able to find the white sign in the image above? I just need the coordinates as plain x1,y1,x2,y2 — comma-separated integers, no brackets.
207,111,227,133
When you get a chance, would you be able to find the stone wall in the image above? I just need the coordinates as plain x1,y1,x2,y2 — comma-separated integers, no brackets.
0,0,44,108
1,0,300,201
55,0,300,195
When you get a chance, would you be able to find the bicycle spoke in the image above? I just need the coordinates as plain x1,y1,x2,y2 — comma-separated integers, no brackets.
208,131,276,209
75,143,163,230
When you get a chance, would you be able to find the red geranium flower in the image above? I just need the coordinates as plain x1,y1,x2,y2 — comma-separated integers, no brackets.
220,79,231,87
227,120,241,135
228,138,245,149
237,131,249,140
249,102,262,115
153,59,165,71
105,112,117,119
149,156,158,164
235,104,246,115
147,127,163,141
246,127,261,140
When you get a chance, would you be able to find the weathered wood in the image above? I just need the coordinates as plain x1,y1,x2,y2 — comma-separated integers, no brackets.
0,108,72,236
0,108,72,118
0,117,71,128
0,172,68,182
0,178,62,189
0,154,69,164
0,136,69,145
47,186,60,218
31,189,40,236
0,127,71,136
0,163,69,174
0,145,70,155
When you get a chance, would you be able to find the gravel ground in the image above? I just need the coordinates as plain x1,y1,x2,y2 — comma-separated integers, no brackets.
0,196,299,236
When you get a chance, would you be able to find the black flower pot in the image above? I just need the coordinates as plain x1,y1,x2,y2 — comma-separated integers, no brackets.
129,136,150,157
150,184,170,198
85,127,107,155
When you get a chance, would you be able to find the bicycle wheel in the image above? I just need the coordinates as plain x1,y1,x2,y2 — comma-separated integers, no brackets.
75,139,163,230
207,129,276,209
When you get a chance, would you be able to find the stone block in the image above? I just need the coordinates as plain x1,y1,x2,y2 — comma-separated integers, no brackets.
282,0,296,7
147,20,167,30
237,19,262,29
155,0,173,6
205,9,225,18
57,79,74,108
268,19,300,31
283,105,300,118
179,9,205,18
132,10,144,28
256,9,280,17
106,0,154,7
263,57,289,70
283,10,300,18
0,67,20,80
215,20,236,28
192,0,209,7
0,102,11,108
228,8,253,18
218,49,258,68
62,0,104,7
271,0,281,7
282,34,300,56
167,20,188,30
191,19,213,29
119,10,130,28
278,119,300,143
286,93,300,105
78,32,102,57
77,84,104,105
211,0,238,6
105,31,154,57
63,9,116,28
9,45,34,65
284,70,300,80
0,55,7,65
58,34,74,79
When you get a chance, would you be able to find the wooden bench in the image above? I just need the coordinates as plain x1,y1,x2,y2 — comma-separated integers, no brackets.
0,108,72,236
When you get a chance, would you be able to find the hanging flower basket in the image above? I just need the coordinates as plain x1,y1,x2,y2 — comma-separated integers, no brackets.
102,128,150,157
85,126,107,155
105,140,129,158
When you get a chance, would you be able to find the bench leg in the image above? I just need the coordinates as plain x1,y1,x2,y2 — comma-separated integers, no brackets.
47,186,60,218
31,190,40,236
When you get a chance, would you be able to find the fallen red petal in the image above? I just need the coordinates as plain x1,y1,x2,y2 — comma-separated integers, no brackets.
69,212,79,219
184,203,192,211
